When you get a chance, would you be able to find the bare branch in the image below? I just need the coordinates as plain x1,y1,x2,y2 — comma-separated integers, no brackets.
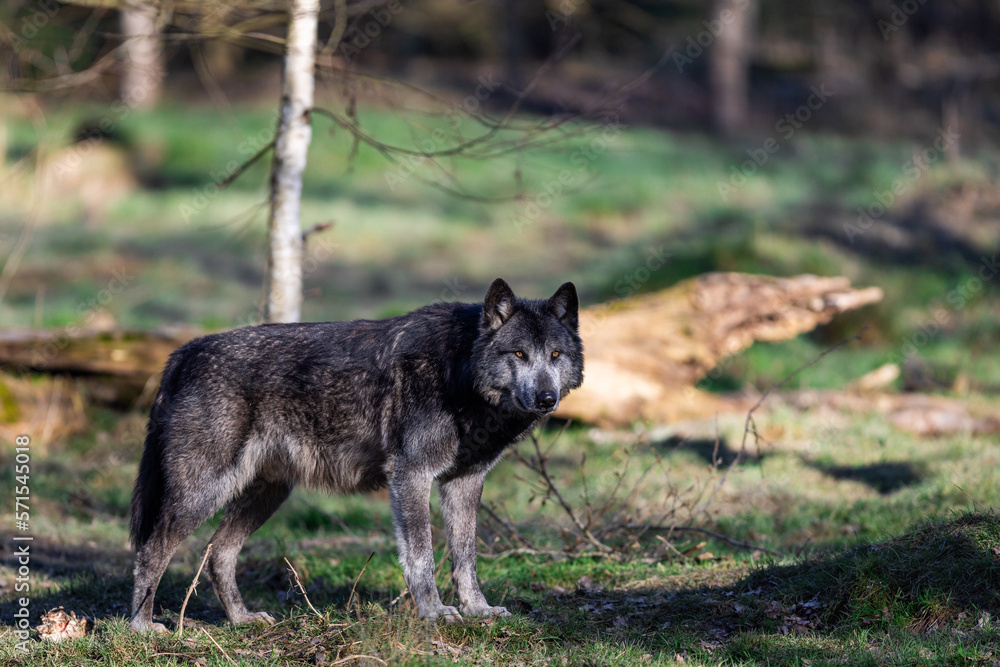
346,552,374,612
513,429,611,553
695,327,869,520
177,543,213,636
284,557,323,617
624,524,785,558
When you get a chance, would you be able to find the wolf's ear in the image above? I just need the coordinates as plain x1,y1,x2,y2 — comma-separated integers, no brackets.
549,282,579,330
483,278,517,330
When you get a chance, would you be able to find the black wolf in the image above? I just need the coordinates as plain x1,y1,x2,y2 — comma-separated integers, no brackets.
129,278,583,631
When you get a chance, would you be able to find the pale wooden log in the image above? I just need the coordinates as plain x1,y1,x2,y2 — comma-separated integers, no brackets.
556,272,883,427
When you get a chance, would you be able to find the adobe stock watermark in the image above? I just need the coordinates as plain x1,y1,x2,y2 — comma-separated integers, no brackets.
614,246,672,298
12,434,33,653
888,252,998,365
230,234,338,329
510,104,628,233
671,0,754,73
10,268,136,375
578,244,672,340
843,127,958,244
179,111,281,223
47,63,160,181
339,0,408,63
9,0,60,44
439,277,468,302
716,84,833,202
383,73,502,192
877,0,928,40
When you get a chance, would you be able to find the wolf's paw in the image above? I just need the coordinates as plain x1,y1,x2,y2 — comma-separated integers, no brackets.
420,605,463,624
461,603,511,618
232,611,277,626
131,619,169,633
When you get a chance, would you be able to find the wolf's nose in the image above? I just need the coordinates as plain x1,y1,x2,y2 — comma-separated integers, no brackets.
536,391,557,411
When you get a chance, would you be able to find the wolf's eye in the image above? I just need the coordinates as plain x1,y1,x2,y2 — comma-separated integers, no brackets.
514,350,524,358
551,350,561,359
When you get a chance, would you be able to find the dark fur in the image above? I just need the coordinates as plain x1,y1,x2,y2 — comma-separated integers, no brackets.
129,278,583,631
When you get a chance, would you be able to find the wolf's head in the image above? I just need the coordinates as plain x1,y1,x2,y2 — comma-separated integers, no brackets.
472,278,584,415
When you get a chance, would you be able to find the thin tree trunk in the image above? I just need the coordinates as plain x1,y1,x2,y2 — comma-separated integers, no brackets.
120,0,163,109
265,0,319,323
709,0,757,135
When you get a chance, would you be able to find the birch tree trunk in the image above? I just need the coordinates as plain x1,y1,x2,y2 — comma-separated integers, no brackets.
120,0,164,109
264,0,319,323
709,0,757,135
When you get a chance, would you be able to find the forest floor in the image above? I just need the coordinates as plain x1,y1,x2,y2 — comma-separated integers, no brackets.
1,102,999,665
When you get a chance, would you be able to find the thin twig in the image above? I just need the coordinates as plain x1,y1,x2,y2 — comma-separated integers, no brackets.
319,0,348,59
624,524,784,558
478,547,616,562
696,327,868,519
479,501,536,550
217,138,276,189
388,587,409,608
515,432,610,552
200,627,238,666
177,543,212,636
311,34,582,163
332,655,387,666
284,557,323,618
655,534,691,562
594,442,636,521
346,552,375,612
302,220,334,243
954,483,987,513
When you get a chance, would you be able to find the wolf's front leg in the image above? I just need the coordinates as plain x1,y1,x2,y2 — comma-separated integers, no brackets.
389,470,462,623
439,473,511,619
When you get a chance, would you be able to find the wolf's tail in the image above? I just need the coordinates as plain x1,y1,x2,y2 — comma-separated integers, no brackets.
129,354,182,551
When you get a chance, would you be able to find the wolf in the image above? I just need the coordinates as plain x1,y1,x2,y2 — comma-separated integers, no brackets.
129,278,583,632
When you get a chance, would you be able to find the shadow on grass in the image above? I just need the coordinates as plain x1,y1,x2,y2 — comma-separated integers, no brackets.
0,536,398,632
520,512,1000,661
3,513,998,664
657,435,764,467
808,461,923,495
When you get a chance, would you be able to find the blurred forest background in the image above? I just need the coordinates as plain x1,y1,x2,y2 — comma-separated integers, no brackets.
2,1,1000,664
0,0,998,392
1,1,998,363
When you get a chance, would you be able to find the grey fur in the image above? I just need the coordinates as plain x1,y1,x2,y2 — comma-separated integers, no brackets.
129,278,583,631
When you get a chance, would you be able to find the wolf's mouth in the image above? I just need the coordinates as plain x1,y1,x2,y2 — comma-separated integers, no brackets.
511,395,531,412
512,395,557,415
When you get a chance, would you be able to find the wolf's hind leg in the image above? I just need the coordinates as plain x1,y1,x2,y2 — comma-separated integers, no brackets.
440,473,510,618
131,506,220,633
207,479,292,626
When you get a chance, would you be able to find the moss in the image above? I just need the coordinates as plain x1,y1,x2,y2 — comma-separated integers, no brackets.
0,376,21,423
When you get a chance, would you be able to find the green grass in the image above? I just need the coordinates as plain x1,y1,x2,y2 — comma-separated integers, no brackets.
2,407,1000,664
2,101,1000,664
2,103,999,392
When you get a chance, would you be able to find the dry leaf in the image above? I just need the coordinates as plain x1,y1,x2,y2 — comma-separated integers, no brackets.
36,607,92,642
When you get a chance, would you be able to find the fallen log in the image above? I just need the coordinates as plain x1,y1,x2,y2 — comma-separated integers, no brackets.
0,327,199,414
555,272,883,427
0,273,882,430
0,326,197,380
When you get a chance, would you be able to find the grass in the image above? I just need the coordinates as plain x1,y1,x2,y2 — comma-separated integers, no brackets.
2,406,1000,665
1,101,999,391
1,100,999,663
2,512,999,666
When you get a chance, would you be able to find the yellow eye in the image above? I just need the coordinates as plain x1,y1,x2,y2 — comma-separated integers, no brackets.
551,351,560,358
515,351,524,358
